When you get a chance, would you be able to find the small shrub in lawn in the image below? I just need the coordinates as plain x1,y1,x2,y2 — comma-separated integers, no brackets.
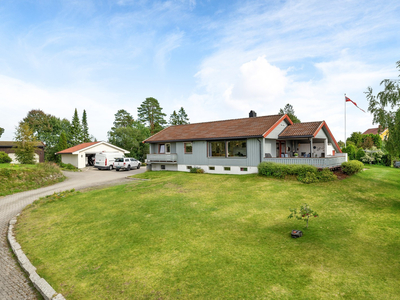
0,151,12,163
190,167,204,173
341,160,364,175
288,203,318,229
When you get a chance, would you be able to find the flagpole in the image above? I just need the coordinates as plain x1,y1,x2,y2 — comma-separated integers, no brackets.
344,93,346,148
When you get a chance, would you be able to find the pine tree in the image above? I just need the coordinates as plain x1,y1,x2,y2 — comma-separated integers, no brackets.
137,97,167,135
81,110,90,142
278,104,301,123
178,107,189,124
169,110,179,125
70,108,82,145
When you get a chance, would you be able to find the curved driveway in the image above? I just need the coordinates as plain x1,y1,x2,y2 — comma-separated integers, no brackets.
0,167,146,300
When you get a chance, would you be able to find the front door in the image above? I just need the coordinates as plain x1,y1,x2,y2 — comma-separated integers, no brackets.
276,141,286,157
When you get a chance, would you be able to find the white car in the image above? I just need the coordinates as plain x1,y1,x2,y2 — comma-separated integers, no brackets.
113,157,141,171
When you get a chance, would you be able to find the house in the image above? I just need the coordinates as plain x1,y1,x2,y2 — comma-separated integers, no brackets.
143,112,345,174
362,127,388,140
56,141,129,169
0,141,45,163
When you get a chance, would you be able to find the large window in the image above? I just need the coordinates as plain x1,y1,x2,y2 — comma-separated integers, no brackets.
227,140,247,157
209,141,226,157
208,140,246,158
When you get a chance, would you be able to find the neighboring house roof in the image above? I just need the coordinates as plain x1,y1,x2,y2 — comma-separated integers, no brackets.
279,121,323,138
57,141,130,155
362,127,387,135
144,114,293,143
0,141,45,148
57,142,99,154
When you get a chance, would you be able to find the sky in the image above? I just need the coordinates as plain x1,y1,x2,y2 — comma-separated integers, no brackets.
0,0,399,142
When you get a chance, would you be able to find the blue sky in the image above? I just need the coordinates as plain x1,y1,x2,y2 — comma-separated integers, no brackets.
1,0,399,142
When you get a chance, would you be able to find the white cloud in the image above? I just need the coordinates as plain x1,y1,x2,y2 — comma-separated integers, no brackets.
154,31,184,69
0,74,119,141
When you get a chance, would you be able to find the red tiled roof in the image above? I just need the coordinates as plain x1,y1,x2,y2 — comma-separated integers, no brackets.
144,115,290,143
362,127,386,135
279,121,323,138
57,142,99,154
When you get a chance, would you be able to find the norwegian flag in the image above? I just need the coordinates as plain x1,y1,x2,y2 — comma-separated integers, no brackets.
345,96,365,113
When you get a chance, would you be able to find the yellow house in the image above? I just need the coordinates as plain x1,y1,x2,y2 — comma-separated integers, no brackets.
363,127,388,140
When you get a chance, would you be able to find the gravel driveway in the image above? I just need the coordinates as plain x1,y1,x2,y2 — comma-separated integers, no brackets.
0,166,146,300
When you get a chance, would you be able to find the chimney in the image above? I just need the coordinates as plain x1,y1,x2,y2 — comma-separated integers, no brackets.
249,110,257,118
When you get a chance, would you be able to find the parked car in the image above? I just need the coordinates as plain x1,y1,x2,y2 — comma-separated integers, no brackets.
394,161,400,168
94,152,120,170
113,157,141,171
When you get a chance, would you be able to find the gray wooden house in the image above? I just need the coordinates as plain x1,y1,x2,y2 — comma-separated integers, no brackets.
144,112,345,174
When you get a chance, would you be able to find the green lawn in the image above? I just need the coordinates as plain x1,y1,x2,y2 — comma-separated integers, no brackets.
15,166,400,299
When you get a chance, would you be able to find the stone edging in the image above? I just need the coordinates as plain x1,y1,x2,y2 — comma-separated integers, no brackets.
8,214,66,300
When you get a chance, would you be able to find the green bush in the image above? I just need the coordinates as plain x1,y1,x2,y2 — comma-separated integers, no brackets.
342,144,357,160
341,160,364,175
0,151,12,163
381,154,392,166
317,168,338,182
190,167,204,174
356,148,365,161
258,162,336,183
299,172,319,184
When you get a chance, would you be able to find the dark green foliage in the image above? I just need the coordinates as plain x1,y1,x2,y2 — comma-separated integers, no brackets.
338,140,345,149
0,151,12,163
341,160,364,175
347,131,363,147
137,97,167,135
366,60,400,159
21,109,72,162
342,144,357,160
108,110,150,162
381,154,392,166
170,107,190,125
257,162,336,183
356,148,365,161
0,127,4,138
278,103,301,123
81,110,90,143
70,108,82,146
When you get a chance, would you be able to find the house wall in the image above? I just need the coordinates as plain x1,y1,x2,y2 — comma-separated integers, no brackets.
61,154,78,167
266,120,289,139
175,139,262,167
264,140,275,157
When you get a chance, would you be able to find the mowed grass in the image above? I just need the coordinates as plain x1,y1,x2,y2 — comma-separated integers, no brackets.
15,166,400,299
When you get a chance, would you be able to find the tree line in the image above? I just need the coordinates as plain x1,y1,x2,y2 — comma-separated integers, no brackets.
8,97,189,164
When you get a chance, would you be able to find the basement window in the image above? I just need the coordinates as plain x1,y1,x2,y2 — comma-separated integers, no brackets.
161,165,166,170
240,167,248,172
224,167,231,171
209,166,215,171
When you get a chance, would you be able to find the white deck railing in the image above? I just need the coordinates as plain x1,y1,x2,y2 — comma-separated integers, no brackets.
147,153,178,163
262,156,347,168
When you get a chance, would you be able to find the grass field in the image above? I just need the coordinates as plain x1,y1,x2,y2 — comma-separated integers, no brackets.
15,166,400,299
0,163,65,196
